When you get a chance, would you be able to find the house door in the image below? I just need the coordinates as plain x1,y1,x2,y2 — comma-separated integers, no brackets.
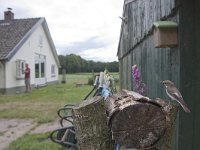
35,54,46,86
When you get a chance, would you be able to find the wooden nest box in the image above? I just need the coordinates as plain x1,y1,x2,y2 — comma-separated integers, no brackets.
153,21,178,48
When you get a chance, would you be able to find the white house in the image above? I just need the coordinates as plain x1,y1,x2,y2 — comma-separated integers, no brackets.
0,9,60,94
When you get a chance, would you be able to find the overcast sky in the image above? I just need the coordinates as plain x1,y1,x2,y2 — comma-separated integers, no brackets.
0,0,124,62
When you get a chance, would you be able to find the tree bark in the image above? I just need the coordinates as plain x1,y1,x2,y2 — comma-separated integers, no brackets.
153,98,178,150
72,96,113,150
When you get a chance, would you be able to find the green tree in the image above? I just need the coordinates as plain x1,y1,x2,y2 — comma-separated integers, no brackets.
58,54,119,73
65,54,81,73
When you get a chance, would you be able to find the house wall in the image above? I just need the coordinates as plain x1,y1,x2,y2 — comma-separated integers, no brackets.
33,25,59,84
0,61,5,90
5,38,33,89
5,23,59,92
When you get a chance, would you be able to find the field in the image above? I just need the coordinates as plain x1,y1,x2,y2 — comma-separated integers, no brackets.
0,73,93,123
0,72,119,150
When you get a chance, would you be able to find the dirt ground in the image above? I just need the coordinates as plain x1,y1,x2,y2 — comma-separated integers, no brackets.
0,119,63,150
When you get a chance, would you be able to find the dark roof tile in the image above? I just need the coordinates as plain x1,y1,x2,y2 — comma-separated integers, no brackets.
0,18,40,60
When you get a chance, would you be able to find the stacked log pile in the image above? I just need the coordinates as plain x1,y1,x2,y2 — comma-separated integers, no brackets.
73,90,178,149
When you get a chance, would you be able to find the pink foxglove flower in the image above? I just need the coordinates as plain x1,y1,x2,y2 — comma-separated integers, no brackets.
132,65,146,95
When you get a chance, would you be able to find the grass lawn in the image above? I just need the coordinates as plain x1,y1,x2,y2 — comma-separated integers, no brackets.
4,132,64,150
0,73,95,123
0,72,119,150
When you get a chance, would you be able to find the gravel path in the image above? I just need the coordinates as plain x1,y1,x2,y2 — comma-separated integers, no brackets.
0,119,70,150
0,119,37,150
30,120,62,134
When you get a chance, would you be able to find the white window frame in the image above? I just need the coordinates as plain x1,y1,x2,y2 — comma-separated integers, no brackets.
35,54,46,78
16,59,26,79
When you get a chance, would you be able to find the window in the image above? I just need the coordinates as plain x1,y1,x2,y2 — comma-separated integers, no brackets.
35,54,46,78
41,62,45,77
38,35,43,48
35,63,39,78
51,65,56,77
16,60,26,79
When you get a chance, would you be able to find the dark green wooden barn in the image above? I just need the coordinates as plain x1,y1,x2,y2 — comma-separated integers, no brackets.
117,0,200,149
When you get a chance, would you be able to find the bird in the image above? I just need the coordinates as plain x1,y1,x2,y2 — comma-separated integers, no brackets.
161,80,191,113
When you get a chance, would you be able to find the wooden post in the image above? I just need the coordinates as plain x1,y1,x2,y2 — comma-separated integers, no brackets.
72,96,113,149
61,69,66,84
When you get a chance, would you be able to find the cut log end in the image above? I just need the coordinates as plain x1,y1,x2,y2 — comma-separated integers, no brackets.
106,91,178,149
111,103,166,148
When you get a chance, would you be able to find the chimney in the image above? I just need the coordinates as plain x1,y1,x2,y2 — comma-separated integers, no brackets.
4,8,14,22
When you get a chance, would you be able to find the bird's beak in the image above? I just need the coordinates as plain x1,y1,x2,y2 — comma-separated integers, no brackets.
160,81,163,84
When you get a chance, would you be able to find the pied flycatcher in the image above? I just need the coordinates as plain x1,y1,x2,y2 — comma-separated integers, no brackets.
161,80,190,113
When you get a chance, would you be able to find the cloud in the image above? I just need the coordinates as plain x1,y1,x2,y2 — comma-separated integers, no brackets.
58,36,109,54
0,0,124,62
78,44,119,62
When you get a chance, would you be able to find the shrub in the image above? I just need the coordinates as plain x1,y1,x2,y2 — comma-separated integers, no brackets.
88,77,94,85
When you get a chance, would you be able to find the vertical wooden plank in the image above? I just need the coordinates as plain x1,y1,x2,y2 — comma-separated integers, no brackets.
123,57,128,89
148,0,154,29
119,60,123,90
128,3,133,51
139,0,145,39
121,58,125,89
153,0,161,21
160,0,165,19
144,0,149,35
140,40,147,87
179,0,196,149
131,49,137,92
127,54,132,90
194,0,200,148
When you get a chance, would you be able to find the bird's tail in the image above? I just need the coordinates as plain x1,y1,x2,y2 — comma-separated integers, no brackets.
179,101,191,113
